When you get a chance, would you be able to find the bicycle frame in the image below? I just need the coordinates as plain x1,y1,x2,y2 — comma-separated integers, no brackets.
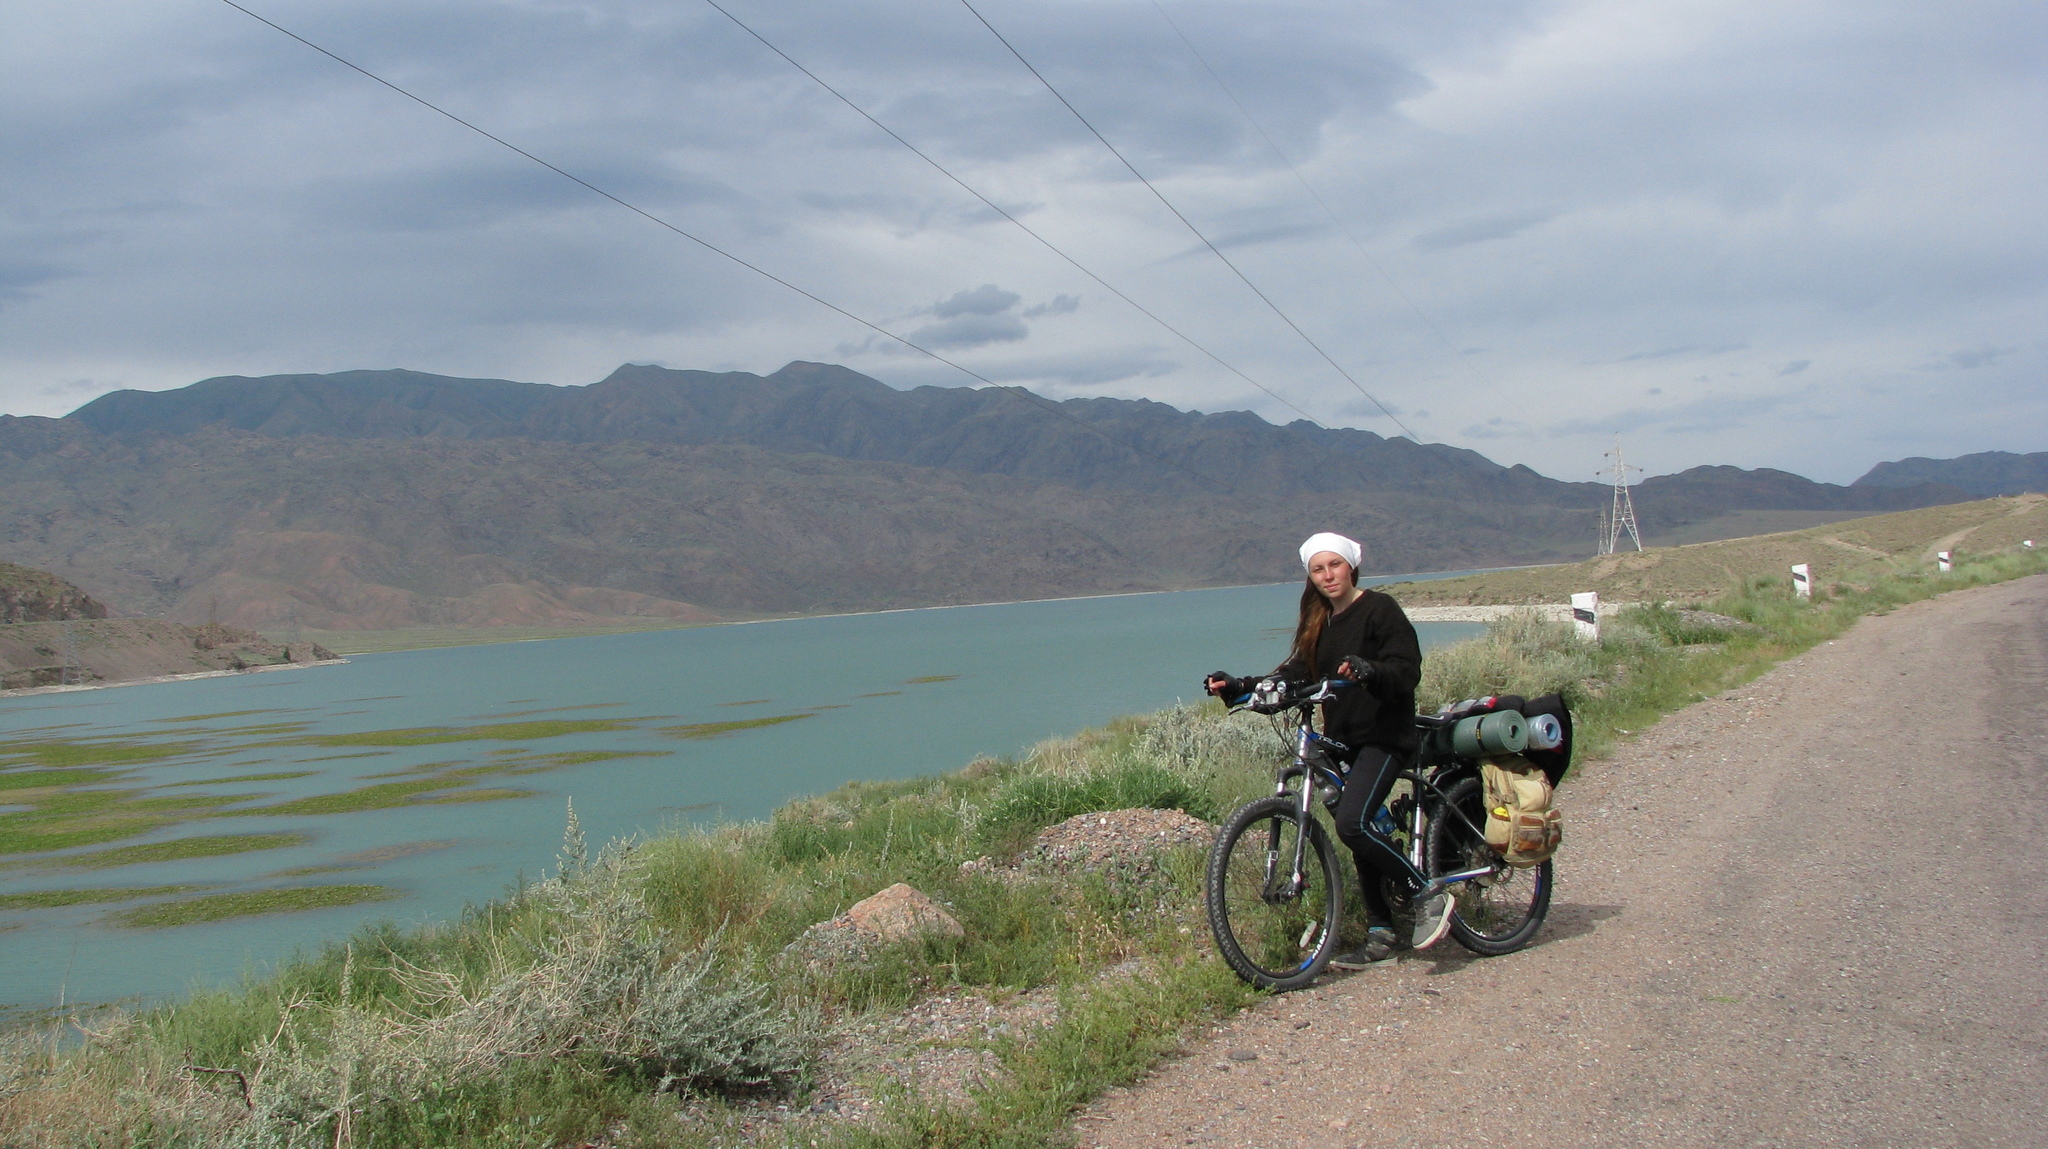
1257,698,1498,901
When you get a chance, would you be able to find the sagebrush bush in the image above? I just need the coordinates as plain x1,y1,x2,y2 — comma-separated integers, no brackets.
1417,610,1597,710
1135,703,1281,774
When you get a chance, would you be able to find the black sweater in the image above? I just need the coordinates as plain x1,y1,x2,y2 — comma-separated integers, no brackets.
1272,589,1423,754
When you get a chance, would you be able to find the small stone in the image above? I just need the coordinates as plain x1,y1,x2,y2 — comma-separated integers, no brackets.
1227,1049,1258,1061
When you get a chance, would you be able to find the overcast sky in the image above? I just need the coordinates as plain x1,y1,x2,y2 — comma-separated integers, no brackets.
4,0,2042,483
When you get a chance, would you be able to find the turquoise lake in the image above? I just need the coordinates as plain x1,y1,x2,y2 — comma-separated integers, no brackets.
0,580,1483,1012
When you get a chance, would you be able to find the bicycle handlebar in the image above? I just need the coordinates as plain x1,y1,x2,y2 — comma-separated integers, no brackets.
1226,675,1357,714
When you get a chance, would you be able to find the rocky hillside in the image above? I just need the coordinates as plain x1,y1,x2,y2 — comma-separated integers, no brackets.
0,562,339,690
0,363,1973,630
0,561,108,623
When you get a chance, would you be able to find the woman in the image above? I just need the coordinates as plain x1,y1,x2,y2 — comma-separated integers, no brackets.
1204,532,1453,965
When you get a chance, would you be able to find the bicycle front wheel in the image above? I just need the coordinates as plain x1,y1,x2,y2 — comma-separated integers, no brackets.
1205,797,1343,991
1425,775,1551,956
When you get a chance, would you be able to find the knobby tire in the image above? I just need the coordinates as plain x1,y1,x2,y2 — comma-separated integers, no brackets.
1205,797,1343,991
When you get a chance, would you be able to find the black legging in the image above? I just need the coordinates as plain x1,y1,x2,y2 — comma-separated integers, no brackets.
1330,745,1428,928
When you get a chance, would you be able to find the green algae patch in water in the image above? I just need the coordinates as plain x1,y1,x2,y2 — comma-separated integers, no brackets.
657,713,811,740
0,885,213,909
148,709,294,724
0,769,112,792
523,749,666,768
469,702,631,720
0,782,275,858
0,814,176,857
223,779,465,816
905,675,959,684
0,740,207,769
160,771,318,788
28,833,311,870
263,718,647,748
110,885,399,927
418,787,531,805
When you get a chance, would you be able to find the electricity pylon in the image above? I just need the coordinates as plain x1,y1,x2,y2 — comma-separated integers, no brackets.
1599,439,1643,554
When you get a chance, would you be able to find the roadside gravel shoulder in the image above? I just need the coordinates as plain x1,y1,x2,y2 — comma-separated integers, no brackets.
1077,573,2048,1149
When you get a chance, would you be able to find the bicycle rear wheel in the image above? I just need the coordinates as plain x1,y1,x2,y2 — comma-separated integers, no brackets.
1205,797,1343,991
1425,775,1551,956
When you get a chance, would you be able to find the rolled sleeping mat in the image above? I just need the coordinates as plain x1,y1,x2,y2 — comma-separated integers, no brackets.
1526,712,1565,752
1452,710,1528,756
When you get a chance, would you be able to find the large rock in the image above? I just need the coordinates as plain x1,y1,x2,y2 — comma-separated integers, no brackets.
781,883,964,970
844,883,964,942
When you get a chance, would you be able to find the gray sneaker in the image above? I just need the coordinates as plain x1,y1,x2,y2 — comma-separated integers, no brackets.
1329,927,1398,970
1409,891,1455,951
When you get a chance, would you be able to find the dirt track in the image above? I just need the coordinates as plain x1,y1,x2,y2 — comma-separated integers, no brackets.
1079,574,2048,1148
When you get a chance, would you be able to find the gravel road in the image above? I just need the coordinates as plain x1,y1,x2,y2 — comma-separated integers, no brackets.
1079,574,2048,1148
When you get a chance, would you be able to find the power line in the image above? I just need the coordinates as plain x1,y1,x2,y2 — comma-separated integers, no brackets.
216,0,1234,493
955,0,1419,441
1146,0,1522,419
698,0,1323,428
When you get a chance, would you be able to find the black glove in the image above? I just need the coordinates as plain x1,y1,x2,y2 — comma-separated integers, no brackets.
1337,655,1374,684
1205,671,1246,699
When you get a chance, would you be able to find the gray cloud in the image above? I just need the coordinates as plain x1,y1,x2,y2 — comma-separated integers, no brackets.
1778,360,1811,376
1948,345,2013,369
1410,209,1556,253
932,284,1021,318
907,312,1029,349
1022,294,1079,318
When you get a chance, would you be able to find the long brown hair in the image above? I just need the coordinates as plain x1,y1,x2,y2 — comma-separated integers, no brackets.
1287,566,1360,669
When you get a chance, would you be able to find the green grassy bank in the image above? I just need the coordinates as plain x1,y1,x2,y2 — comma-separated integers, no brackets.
3,544,2042,1148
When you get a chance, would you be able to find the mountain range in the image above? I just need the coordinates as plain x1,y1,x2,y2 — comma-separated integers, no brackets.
0,362,1992,630
1852,450,2048,498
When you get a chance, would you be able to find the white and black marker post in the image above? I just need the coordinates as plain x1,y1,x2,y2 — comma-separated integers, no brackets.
1937,550,1953,573
1791,563,1811,598
1571,591,1600,641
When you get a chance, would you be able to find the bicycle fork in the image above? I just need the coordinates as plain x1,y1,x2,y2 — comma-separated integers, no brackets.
1262,729,1320,903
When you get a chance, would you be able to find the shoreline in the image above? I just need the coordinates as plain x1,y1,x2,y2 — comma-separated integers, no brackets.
300,564,1541,655
0,655,349,700
1404,602,1626,623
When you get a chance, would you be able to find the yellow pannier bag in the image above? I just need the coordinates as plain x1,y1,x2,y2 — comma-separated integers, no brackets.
1481,755,1562,867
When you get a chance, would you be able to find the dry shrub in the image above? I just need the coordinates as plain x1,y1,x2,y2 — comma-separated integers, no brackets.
1134,704,1282,775
236,845,810,1144
1417,610,1598,710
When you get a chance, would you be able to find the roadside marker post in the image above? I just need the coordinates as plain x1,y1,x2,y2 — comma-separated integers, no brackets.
1791,563,1811,598
2026,540,2036,550
1570,592,1600,642
1937,551,1953,573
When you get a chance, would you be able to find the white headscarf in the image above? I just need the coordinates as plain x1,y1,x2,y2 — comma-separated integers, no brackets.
1298,532,1362,573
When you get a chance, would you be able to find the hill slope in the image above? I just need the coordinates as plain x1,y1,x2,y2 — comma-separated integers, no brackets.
1854,450,2048,497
